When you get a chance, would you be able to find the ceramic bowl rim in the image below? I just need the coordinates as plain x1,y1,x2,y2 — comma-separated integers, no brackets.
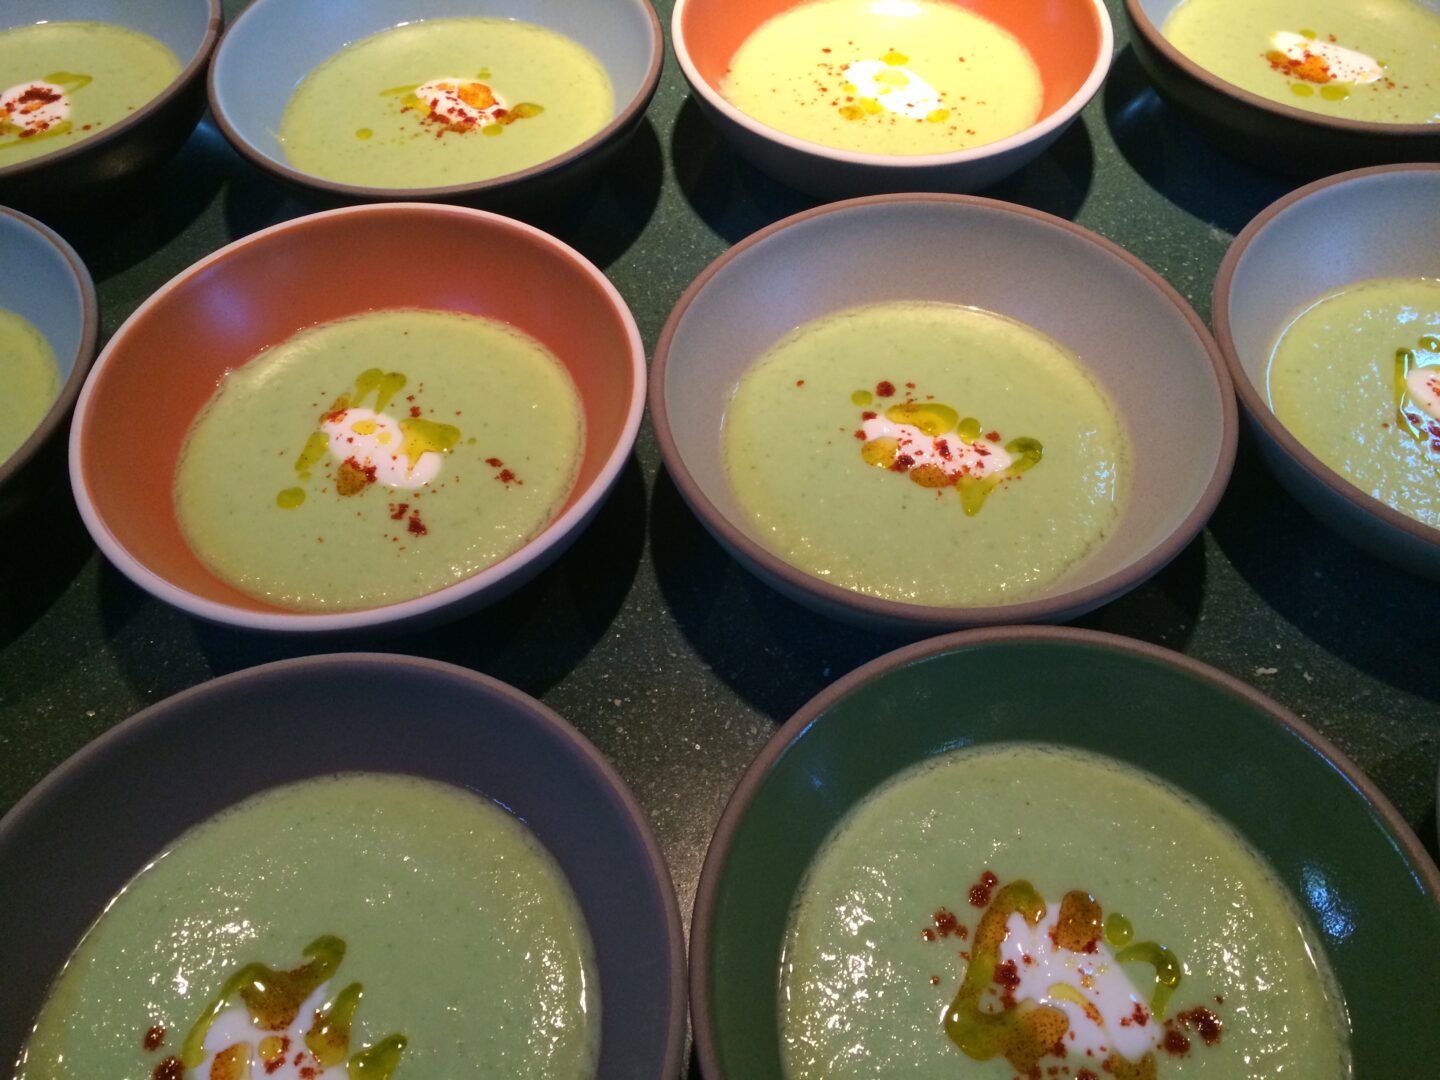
0,206,99,491
0,0,223,185
67,201,647,632
1124,0,1440,140
650,192,1239,628
205,0,664,201
671,0,1114,169
688,623,1440,1078
1212,162,1440,555
0,651,689,1078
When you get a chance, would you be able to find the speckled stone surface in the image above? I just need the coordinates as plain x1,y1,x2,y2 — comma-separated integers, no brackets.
1,1,1437,1071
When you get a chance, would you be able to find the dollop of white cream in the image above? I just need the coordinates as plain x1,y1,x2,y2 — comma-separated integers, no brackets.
843,60,945,119
416,77,507,126
1406,364,1440,421
322,406,442,488
861,415,1012,477
190,982,335,1078
1000,908,1161,1063
0,81,70,135
1270,32,1383,84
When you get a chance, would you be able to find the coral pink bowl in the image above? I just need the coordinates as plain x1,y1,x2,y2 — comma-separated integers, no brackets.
69,204,644,633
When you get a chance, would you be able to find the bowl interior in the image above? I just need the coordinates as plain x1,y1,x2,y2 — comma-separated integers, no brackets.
663,198,1227,607
701,634,1440,1076
212,0,657,179
679,0,1106,128
0,656,681,1077
1134,0,1440,48
74,205,638,616
0,213,88,387
1224,168,1440,396
1,0,214,69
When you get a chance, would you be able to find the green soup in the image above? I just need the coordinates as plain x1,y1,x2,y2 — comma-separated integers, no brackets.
781,744,1349,1080
0,21,181,164
723,302,1127,606
18,773,600,1080
720,0,1043,155
1163,0,1440,122
0,309,60,465
174,309,583,612
1267,276,1440,529
278,17,614,188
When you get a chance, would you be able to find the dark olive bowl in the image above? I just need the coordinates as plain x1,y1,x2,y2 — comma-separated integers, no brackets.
1125,0,1440,171
0,206,97,521
0,0,221,209
0,655,687,1078
692,627,1440,1078
1214,164,1440,579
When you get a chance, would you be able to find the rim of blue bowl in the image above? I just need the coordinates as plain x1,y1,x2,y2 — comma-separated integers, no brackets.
1124,0,1440,140
651,192,1239,629
689,624,1440,1078
0,652,689,1078
1212,162,1440,556
206,0,665,201
0,205,98,491
672,0,1114,171
0,0,223,185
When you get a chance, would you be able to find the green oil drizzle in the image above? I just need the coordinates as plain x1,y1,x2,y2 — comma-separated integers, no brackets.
352,368,408,415
1392,335,1440,450
276,487,307,509
1116,940,1184,1017
398,417,461,470
1104,911,1134,948
350,1035,410,1078
307,982,365,1066
294,431,331,481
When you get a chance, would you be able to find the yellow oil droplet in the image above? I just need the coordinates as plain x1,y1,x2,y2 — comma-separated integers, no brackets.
42,71,92,92
861,437,899,469
1290,82,1315,97
350,418,378,435
377,431,393,445
886,401,959,437
379,83,420,97
926,108,950,123
294,431,330,481
881,50,909,66
276,487,306,509
852,390,874,406
1320,83,1350,100
859,97,884,115
956,416,982,442
355,127,373,140
874,68,909,88
1104,911,1134,948
398,417,462,471
512,102,544,119
1420,335,1440,352
482,124,505,136
477,67,492,79
838,104,865,121
352,368,407,414
841,81,857,94
1299,28,1316,40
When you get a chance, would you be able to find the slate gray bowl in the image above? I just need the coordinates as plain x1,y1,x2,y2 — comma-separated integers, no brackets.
1125,0,1440,171
0,0,221,209
0,654,687,1077
209,0,663,205
652,194,1237,634
0,206,97,520
1213,163,1440,579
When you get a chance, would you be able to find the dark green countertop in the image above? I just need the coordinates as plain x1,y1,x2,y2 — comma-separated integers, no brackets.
1,0,1436,1048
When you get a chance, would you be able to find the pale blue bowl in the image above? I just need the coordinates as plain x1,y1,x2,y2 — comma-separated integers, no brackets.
209,0,663,200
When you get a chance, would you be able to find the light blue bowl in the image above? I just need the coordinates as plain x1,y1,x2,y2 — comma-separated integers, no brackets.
209,0,663,200
0,207,97,510
0,1,221,202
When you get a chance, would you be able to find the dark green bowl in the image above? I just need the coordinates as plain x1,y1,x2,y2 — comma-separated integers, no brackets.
692,627,1440,1077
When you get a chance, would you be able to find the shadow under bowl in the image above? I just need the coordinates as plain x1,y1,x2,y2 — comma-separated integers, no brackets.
0,653,686,1077
692,626,1440,1078
1125,0,1440,172
208,0,663,205
69,202,645,632
672,0,1113,198
0,0,221,209
0,206,98,519
1213,163,1440,579
652,194,1236,634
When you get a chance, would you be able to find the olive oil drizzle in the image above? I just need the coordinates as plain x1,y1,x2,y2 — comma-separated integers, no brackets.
0,72,90,149
1393,334,1440,452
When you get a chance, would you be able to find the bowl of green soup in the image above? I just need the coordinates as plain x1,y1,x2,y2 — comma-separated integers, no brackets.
674,0,1113,197
1126,0,1440,168
0,653,686,1078
69,202,646,631
208,0,662,203
1215,163,1440,579
0,205,97,519
653,194,1236,633
692,626,1440,1079
0,0,221,207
